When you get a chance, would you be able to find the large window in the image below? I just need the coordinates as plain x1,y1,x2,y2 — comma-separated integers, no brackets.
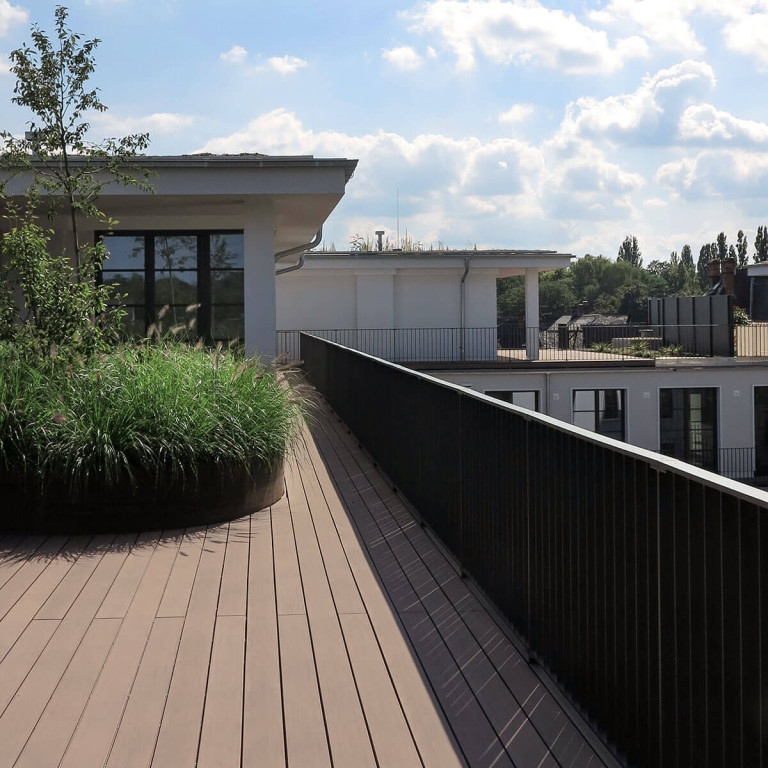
659,388,718,470
572,389,625,440
99,232,244,342
485,390,539,412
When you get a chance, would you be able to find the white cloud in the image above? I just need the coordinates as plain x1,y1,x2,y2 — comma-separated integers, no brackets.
499,104,535,124
92,112,195,136
556,60,716,146
589,0,704,52
589,0,768,66
265,55,308,75
382,45,423,71
0,0,25,37
220,45,248,65
405,0,648,74
722,11,768,68
657,149,768,200
679,104,768,144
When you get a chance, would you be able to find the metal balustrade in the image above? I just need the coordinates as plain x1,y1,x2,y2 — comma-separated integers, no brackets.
276,323,768,364
300,332,768,768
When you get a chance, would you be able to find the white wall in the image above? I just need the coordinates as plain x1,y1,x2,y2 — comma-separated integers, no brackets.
434,365,760,455
276,273,357,329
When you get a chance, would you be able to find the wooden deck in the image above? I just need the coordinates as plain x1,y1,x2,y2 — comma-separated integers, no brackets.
0,406,617,768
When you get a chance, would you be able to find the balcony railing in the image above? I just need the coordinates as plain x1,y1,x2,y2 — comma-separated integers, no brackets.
276,323,768,364
300,332,768,768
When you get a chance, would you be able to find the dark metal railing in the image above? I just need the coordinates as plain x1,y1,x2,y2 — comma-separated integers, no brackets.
301,332,768,768
277,323,768,364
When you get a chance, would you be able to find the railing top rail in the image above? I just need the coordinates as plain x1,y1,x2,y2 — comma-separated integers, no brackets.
301,332,768,507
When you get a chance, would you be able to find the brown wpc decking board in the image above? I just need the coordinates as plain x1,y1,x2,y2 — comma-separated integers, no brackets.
0,401,618,768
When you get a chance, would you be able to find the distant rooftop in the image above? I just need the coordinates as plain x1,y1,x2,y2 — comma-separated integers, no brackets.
306,248,573,260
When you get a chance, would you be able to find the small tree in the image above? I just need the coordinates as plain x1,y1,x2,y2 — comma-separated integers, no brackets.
755,225,768,263
0,6,152,275
617,235,642,268
0,6,153,354
716,231,728,262
736,230,749,267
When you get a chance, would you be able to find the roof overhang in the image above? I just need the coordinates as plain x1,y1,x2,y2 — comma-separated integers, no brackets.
1,154,359,253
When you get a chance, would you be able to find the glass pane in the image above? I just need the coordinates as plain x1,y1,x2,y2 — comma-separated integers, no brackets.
117,305,146,336
155,304,198,329
102,235,144,270
211,305,244,342
511,391,538,411
211,233,244,269
101,271,145,305
155,235,197,271
211,270,244,304
573,390,594,412
155,272,198,305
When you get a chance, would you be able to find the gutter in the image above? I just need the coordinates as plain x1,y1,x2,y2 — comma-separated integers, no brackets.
275,227,322,276
459,256,470,361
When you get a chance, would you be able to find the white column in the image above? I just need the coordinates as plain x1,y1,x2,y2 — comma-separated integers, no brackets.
525,267,540,361
243,201,276,361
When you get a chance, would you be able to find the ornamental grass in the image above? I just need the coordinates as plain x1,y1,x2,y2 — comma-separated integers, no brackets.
0,338,305,494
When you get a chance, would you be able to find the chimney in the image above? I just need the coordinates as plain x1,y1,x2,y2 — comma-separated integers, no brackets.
375,230,385,252
721,257,736,295
571,301,588,319
708,259,721,289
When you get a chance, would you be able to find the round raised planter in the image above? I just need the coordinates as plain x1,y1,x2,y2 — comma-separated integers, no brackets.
0,458,285,534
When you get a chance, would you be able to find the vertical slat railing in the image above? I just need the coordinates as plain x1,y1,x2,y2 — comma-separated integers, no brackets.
301,333,768,767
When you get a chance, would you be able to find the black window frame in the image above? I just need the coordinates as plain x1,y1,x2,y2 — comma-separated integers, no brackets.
96,230,244,343
572,388,626,441
658,387,718,471
485,390,540,412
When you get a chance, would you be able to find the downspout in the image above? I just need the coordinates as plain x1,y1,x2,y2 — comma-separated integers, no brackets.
275,226,322,276
544,371,551,416
460,257,470,361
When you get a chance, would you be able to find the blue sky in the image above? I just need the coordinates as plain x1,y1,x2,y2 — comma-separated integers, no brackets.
2,0,768,262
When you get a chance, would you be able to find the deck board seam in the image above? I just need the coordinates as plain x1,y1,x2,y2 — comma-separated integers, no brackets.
193,521,232,768
98,530,186,768
147,525,209,768
285,464,336,765
271,497,290,768
295,448,383,767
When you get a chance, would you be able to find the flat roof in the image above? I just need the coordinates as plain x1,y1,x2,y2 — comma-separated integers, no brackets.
306,249,574,260
35,153,359,183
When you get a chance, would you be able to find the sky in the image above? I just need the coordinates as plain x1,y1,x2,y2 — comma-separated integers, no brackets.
0,0,767,262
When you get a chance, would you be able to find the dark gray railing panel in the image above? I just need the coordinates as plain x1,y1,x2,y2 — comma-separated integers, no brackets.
301,333,768,768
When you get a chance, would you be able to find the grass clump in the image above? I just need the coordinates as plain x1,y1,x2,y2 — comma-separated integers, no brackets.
0,338,305,495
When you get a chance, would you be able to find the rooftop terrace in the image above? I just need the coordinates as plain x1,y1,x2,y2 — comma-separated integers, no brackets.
0,407,612,768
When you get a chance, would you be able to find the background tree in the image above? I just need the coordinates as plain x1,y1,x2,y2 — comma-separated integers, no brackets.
617,235,642,267
697,243,712,290
736,230,749,266
680,244,694,271
0,6,152,275
716,231,728,262
755,225,768,263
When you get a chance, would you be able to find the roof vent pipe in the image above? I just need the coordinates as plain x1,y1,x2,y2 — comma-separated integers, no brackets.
375,231,385,251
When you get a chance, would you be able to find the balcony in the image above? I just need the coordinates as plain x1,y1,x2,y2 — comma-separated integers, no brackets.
277,322,768,367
